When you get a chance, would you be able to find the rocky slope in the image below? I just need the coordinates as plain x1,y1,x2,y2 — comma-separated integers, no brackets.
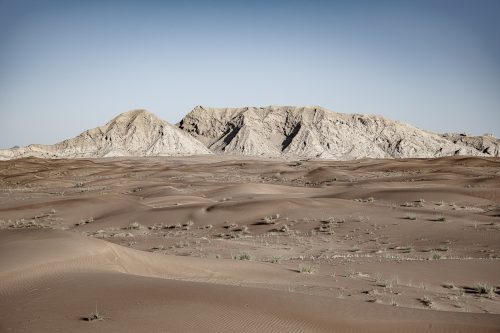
2,106,497,160
442,133,500,157
0,110,211,159
178,106,498,159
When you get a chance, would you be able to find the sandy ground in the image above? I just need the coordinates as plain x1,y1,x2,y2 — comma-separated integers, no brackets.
0,155,499,332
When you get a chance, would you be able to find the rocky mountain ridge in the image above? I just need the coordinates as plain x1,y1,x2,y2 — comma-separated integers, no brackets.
178,106,499,159
0,109,210,159
1,106,498,160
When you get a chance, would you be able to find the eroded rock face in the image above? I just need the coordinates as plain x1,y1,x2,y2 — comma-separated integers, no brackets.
178,106,492,159
2,106,497,160
0,110,211,159
441,133,500,157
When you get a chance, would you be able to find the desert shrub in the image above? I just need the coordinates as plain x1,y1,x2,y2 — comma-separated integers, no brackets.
125,222,141,230
473,282,496,298
270,256,281,263
298,264,316,274
83,305,103,322
233,253,251,260
434,216,446,222
419,296,432,307
431,252,443,260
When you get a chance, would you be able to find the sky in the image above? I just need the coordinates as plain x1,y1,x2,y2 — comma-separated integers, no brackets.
1,0,499,148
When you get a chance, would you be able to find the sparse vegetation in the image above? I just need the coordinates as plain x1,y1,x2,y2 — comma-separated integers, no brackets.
404,214,417,220
183,220,194,227
75,217,94,226
431,252,443,260
442,282,456,289
3,149,500,321
419,296,432,307
83,304,104,322
394,245,413,253
125,222,142,230
257,213,281,225
355,197,375,203
233,252,251,260
298,264,316,274
9,219,48,229
270,256,282,263
472,282,496,299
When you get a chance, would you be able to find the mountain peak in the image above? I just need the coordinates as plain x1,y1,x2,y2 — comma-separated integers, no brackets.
179,105,499,159
0,106,497,160
107,109,158,126
0,109,211,159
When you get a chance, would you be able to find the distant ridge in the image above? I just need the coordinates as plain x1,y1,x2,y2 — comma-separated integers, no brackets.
1,106,498,160
0,109,210,159
178,105,499,159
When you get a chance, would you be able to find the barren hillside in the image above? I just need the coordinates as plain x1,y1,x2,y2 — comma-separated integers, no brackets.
0,110,211,159
179,106,498,159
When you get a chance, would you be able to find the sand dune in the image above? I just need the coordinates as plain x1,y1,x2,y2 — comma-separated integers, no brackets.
1,228,499,333
0,156,499,332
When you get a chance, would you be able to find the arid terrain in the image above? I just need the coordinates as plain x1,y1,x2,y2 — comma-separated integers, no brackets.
0,155,499,332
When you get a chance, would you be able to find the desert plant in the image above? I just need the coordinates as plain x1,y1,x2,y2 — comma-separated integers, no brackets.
233,252,251,260
76,217,94,226
473,282,495,298
83,304,104,322
419,296,432,307
442,282,456,289
278,224,289,232
261,214,280,225
270,256,281,263
298,264,316,274
126,222,142,230
431,252,443,260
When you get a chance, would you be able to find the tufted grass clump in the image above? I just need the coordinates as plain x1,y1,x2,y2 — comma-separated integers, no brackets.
83,304,104,322
233,252,251,260
298,264,317,274
473,282,496,299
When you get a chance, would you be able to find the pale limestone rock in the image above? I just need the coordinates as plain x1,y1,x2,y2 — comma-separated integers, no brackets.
0,109,211,159
178,105,493,159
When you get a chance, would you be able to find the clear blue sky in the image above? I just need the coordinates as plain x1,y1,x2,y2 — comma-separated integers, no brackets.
1,0,499,148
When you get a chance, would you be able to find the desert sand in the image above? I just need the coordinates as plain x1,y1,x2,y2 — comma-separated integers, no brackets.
0,155,499,332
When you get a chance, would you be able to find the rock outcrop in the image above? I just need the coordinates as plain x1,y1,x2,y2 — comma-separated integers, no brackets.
441,133,500,157
178,106,495,159
2,106,497,160
0,109,211,159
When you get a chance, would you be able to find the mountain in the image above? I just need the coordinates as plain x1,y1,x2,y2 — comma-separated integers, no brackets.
178,105,499,159
441,133,500,157
0,110,211,159
2,106,497,160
